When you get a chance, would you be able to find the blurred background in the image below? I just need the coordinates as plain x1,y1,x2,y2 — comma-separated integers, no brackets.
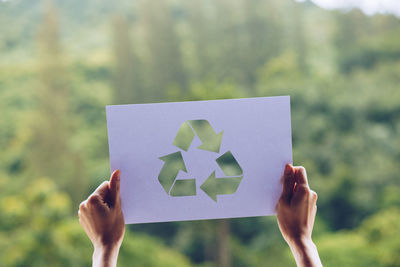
1,0,400,266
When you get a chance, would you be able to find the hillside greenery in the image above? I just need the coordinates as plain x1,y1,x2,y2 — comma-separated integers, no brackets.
0,0,399,266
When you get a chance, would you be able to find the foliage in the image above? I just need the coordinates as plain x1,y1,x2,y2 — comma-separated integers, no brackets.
0,0,399,266
0,175,193,267
317,207,400,267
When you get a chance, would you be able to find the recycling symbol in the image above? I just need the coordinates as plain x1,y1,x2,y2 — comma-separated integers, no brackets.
157,120,244,202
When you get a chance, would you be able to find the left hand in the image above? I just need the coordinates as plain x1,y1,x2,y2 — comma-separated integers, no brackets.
78,170,125,267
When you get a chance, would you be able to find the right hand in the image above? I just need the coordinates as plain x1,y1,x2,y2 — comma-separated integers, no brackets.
276,164,322,267
277,164,317,244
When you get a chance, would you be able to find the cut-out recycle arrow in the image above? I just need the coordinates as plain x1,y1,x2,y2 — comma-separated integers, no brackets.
201,150,243,202
158,151,196,196
200,171,242,202
158,119,243,201
173,120,223,153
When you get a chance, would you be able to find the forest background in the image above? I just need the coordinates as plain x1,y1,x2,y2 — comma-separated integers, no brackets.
0,0,399,266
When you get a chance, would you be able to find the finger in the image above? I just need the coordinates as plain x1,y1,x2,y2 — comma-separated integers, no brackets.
94,181,110,200
87,193,102,206
310,190,318,204
280,164,295,203
78,212,86,228
310,203,317,227
79,200,87,213
87,193,109,213
294,166,308,186
109,169,121,207
292,184,310,204
78,215,95,240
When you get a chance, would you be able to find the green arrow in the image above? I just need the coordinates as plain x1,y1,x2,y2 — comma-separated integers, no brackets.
173,121,195,151
170,179,196,196
216,150,243,176
158,151,187,194
200,171,243,202
188,120,223,153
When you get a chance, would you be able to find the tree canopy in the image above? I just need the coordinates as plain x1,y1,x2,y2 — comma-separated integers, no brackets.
0,0,399,266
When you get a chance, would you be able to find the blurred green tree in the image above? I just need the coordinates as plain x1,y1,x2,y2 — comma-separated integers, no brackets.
317,207,400,266
112,15,145,104
139,0,187,102
27,1,87,206
0,174,195,267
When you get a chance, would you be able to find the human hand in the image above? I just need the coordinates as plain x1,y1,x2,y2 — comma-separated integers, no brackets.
79,170,125,267
276,164,322,267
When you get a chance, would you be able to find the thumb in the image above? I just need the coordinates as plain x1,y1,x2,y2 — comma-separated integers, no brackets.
109,169,121,207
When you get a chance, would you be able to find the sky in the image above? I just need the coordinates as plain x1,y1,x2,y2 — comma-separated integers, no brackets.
304,0,400,16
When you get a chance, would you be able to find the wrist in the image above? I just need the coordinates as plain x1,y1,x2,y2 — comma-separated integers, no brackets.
289,236,314,250
93,244,121,267
288,237,322,267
